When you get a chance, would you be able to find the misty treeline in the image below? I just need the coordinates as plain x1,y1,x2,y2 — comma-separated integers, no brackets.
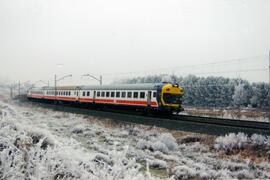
121,75,270,108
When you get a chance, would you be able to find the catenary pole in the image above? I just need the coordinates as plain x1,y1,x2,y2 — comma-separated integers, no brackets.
269,50,270,85
54,74,57,103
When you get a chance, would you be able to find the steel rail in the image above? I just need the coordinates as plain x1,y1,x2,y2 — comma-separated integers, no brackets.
18,98,270,136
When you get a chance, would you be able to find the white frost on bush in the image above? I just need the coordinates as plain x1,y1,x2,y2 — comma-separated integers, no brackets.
250,134,270,149
215,133,270,153
136,139,153,150
172,165,196,180
157,133,178,151
136,133,177,154
148,159,167,170
214,133,248,152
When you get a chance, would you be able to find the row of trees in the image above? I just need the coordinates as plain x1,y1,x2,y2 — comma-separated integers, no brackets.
121,75,270,108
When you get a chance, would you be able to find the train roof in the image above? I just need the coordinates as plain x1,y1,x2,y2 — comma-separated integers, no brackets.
35,83,166,91
42,86,80,90
81,83,163,90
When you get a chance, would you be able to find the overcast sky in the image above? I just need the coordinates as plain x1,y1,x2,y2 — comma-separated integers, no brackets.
0,0,269,85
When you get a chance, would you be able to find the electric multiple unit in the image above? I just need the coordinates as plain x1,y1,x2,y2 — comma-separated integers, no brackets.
27,83,184,113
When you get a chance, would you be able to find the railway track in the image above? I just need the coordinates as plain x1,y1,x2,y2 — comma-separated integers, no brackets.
16,97,270,136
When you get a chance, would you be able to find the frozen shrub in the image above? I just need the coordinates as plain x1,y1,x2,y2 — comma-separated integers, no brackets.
14,134,33,150
214,133,248,152
152,141,169,154
118,130,129,138
39,137,55,150
172,165,196,180
136,140,153,151
93,153,113,166
234,169,255,179
71,125,84,134
127,127,140,136
157,133,177,151
148,159,167,170
0,137,11,151
250,134,266,147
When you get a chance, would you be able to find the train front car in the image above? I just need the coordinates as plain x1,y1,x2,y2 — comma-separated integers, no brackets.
158,83,184,113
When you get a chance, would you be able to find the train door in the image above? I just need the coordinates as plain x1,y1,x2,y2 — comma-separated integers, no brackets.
93,91,96,103
76,90,79,101
147,91,152,106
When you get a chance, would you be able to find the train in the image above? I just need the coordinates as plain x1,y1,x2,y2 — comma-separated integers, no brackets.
27,82,184,114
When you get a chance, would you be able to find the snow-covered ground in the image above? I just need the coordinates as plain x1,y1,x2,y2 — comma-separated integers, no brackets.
0,99,270,179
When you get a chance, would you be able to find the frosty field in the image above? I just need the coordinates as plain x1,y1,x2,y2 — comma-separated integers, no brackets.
0,99,270,179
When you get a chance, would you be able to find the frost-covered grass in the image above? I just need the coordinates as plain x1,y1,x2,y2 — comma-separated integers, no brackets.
1,100,270,179
214,132,270,161
214,133,270,152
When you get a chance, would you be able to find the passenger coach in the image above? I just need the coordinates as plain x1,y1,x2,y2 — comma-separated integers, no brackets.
27,83,184,113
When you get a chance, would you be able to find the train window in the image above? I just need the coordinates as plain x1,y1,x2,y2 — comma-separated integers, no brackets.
87,91,90,96
153,92,157,98
97,91,100,97
83,91,86,96
140,92,145,99
127,92,132,98
106,91,110,97
101,92,105,97
133,92,138,98
69,91,71,96
116,92,120,98
111,92,115,97
121,92,126,98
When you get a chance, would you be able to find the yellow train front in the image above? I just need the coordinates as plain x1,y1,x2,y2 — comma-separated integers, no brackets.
157,83,184,113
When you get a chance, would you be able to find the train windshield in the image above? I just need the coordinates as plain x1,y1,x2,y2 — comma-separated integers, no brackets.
163,93,182,104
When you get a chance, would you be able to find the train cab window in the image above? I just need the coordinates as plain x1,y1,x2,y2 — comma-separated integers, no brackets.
87,91,90,96
153,92,157,98
111,92,115,97
116,92,120,98
97,91,100,97
101,92,105,97
83,91,86,96
140,92,145,99
127,92,132,98
133,92,138,98
106,92,110,97
121,92,126,98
